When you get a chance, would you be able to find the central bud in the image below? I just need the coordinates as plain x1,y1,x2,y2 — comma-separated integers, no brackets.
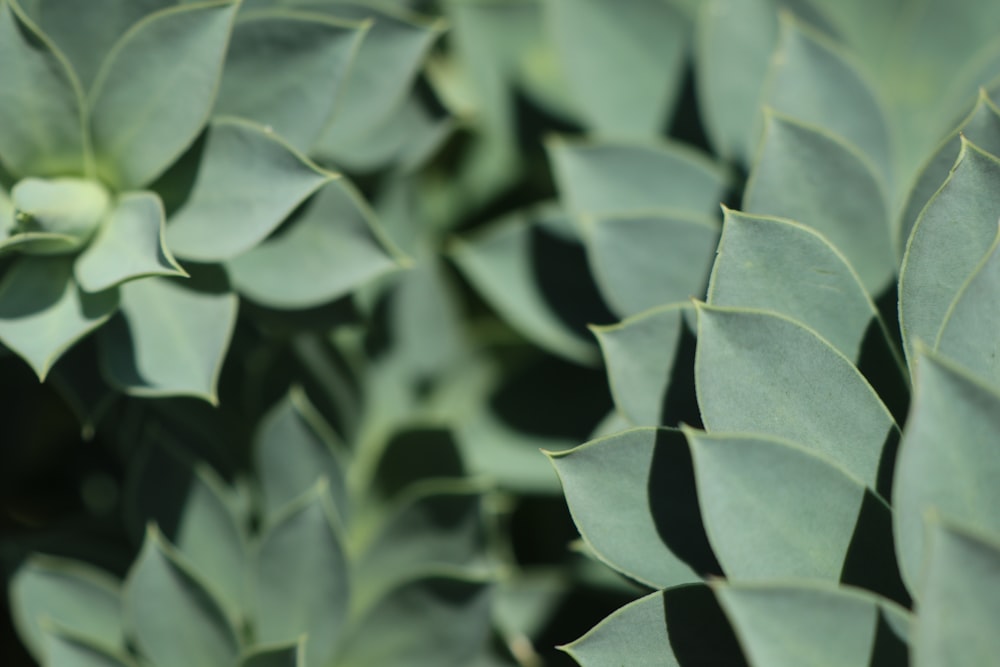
8,177,111,255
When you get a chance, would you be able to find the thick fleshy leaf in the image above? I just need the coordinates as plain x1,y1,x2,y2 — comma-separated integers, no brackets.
124,527,240,667
165,118,334,262
745,113,893,294
564,585,747,666
124,438,246,619
312,3,444,157
583,212,718,317
936,225,1000,386
75,192,185,292
0,0,86,177
899,90,1000,246
547,0,688,139
98,270,238,402
913,520,1000,667
6,178,110,254
893,351,1000,596
335,573,492,667
449,207,602,365
0,256,118,380
762,15,891,180
10,556,123,662
716,582,910,667
89,1,238,190
253,483,348,667
240,641,303,667
549,429,703,589
42,632,136,667
695,304,897,487
686,429,894,583
549,140,728,218
899,139,1000,362
227,178,397,309
215,9,366,153
707,209,888,363
592,304,693,427
253,390,349,524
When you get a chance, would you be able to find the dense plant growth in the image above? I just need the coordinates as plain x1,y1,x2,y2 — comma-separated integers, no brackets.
2,0,999,666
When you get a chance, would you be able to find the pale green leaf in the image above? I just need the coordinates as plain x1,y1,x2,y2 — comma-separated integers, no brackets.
745,113,893,294
252,483,348,667
686,429,888,582
549,428,701,589
549,140,728,218
89,1,239,190
124,527,240,667
900,139,1000,362
547,0,688,139
215,9,366,153
42,631,136,667
695,304,897,488
10,556,123,663
75,192,186,292
583,212,718,317
7,177,110,254
227,178,397,309
165,118,334,262
0,256,118,380
592,304,693,426
0,0,87,177
913,520,1000,667
893,350,1000,596
716,581,910,667
98,270,237,402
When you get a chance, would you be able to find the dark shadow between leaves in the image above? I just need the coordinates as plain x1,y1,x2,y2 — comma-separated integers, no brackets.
840,489,912,609
867,607,909,666
649,430,723,578
658,317,703,429
372,428,465,500
664,584,748,666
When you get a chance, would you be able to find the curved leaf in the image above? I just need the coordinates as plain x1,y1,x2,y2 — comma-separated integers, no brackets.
89,1,238,190
42,631,136,667
893,351,1000,596
165,118,334,262
0,256,118,380
75,192,186,292
695,304,897,488
0,0,87,177
745,113,893,294
124,527,240,667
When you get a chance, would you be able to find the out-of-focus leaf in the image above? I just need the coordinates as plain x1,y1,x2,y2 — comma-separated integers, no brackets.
89,1,239,190
240,641,303,667
42,631,136,667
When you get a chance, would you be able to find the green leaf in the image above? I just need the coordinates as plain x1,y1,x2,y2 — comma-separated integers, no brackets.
89,1,239,190
893,351,1000,596
549,428,701,589
547,0,688,139
165,118,334,262
0,256,118,380
253,390,349,524
549,139,728,218
716,582,910,667
7,177,110,254
124,527,240,667
75,192,186,292
695,304,897,488
913,520,1000,667
215,9,366,153
240,641,303,667
312,4,444,157
899,139,1000,363
42,631,136,667
745,113,893,294
124,437,246,621
0,0,87,177
686,429,890,582
252,483,348,667
707,209,888,364
583,212,718,317
592,304,693,426
336,573,492,667
10,556,123,663
762,14,891,181
98,270,237,402
227,178,398,309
